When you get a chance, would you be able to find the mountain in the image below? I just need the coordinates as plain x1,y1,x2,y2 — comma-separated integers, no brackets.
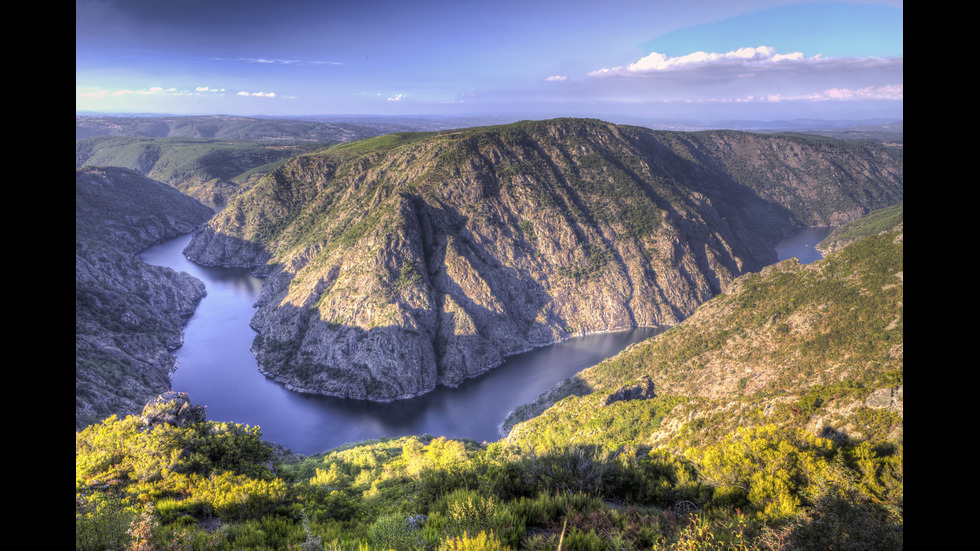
76,135,326,208
75,167,213,428
182,118,903,402
74,115,490,209
505,219,903,447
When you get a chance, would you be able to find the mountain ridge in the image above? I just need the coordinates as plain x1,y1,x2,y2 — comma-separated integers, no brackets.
184,118,902,401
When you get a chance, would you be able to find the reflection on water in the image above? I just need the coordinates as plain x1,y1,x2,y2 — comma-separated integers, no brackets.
141,234,659,454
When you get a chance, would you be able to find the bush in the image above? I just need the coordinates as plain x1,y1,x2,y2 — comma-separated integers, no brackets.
75,496,136,551
369,513,430,550
437,530,512,551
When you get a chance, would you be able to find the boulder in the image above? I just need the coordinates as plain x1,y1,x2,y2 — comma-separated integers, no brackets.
140,392,207,428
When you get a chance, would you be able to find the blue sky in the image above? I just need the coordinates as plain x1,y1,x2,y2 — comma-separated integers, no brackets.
76,1,903,122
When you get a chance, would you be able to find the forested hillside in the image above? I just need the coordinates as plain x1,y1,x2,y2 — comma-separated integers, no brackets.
76,136,326,209
77,217,903,550
818,201,903,254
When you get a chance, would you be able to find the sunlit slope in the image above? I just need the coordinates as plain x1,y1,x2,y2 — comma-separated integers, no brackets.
507,220,903,452
186,118,903,401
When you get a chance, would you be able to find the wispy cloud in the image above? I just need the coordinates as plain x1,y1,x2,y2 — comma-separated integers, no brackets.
387,94,404,102
76,86,188,98
218,57,342,66
670,84,904,106
76,86,289,100
545,75,568,82
767,84,903,102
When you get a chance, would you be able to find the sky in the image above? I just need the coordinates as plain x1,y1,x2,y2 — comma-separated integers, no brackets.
76,0,903,123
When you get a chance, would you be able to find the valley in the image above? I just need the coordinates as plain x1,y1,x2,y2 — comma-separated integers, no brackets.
184,119,902,402
75,116,903,550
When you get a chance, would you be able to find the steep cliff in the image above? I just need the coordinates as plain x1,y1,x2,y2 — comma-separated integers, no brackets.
76,167,213,428
185,119,903,401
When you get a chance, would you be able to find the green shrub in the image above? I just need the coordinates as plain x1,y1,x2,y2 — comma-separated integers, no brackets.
437,530,512,551
369,513,430,550
75,496,136,551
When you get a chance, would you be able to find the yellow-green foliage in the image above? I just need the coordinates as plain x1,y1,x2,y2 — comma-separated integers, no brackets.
438,530,512,551
77,409,902,550
686,424,902,528
687,426,835,521
509,394,688,454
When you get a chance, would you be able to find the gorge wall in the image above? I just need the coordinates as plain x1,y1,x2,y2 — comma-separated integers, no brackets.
76,167,213,428
184,119,903,401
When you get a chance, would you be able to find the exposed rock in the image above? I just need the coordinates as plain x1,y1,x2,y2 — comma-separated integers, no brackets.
140,392,207,428
76,167,212,428
865,386,903,413
187,119,903,402
602,376,656,406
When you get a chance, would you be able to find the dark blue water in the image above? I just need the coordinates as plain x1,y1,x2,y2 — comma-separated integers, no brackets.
140,227,829,455
141,234,659,454
775,226,833,264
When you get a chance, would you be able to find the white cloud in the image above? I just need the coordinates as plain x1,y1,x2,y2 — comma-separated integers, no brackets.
575,45,902,110
105,87,184,97
77,86,205,98
589,46,811,77
387,94,404,102
811,84,903,101
545,75,568,82
699,84,903,104
237,91,277,97
196,86,226,93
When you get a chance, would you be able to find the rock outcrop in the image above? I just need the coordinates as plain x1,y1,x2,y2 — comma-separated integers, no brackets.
187,119,903,402
601,376,657,406
140,391,208,428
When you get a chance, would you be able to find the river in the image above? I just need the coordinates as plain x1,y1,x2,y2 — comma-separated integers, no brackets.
139,227,830,455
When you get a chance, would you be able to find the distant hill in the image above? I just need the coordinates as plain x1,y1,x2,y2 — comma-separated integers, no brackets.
76,135,325,208
184,118,903,403
756,120,903,144
75,167,213,428
75,114,419,142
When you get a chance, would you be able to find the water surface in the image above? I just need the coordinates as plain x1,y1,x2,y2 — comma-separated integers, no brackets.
141,235,658,454
141,227,829,455
775,226,833,264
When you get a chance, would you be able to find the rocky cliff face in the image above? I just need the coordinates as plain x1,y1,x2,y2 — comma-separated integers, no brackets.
505,221,904,449
76,167,213,428
186,119,903,401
